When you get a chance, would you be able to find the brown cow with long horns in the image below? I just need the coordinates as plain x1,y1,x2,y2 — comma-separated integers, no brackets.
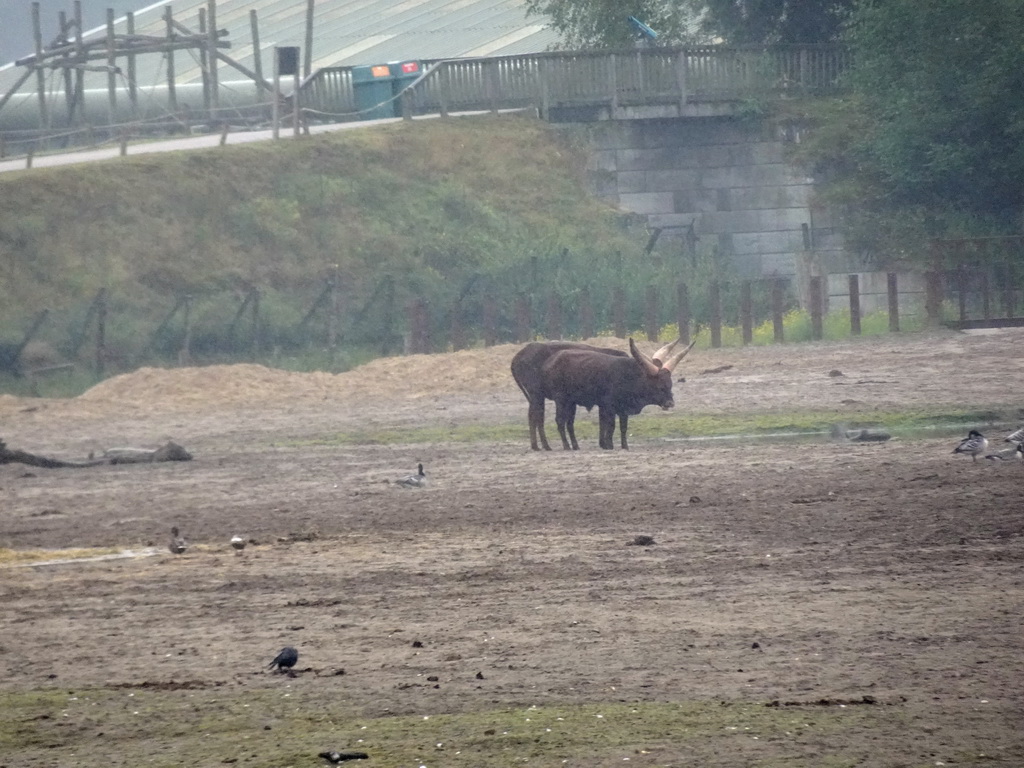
541,337,695,450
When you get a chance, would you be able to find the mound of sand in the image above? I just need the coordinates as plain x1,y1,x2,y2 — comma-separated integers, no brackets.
74,344,528,411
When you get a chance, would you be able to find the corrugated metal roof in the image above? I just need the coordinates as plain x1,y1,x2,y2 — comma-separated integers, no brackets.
0,0,559,99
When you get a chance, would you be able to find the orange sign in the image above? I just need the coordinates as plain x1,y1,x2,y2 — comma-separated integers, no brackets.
371,65,390,78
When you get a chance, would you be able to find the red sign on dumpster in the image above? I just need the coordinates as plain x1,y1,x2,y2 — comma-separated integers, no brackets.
399,61,419,73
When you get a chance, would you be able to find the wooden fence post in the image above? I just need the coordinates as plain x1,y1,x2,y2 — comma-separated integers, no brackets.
645,285,658,341
981,269,991,320
483,294,497,346
179,294,193,364
515,295,531,343
612,287,626,339
925,270,943,326
848,274,861,335
709,280,722,348
772,278,785,343
1003,262,1016,318
579,288,595,339
887,272,900,332
676,282,690,345
809,276,823,340
450,301,466,351
546,292,562,339
95,287,107,379
955,265,968,323
740,280,752,345
251,287,261,360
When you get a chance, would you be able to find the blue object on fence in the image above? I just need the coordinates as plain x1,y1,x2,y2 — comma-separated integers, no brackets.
627,16,658,40
352,64,397,120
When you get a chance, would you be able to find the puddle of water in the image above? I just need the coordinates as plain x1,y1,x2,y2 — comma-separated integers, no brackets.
9,548,162,568
658,422,1005,446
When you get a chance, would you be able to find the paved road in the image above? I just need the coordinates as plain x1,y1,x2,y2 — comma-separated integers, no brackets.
0,116,414,174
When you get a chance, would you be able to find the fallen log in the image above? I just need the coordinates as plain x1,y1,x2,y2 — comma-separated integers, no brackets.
0,438,192,468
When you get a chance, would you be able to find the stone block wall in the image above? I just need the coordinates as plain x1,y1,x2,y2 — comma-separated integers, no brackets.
582,116,851,280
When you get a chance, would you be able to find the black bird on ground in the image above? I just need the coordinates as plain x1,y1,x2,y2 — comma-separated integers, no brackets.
268,646,299,672
319,751,369,764
169,526,187,555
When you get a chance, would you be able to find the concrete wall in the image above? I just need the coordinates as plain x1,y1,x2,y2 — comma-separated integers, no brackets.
580,116,855,280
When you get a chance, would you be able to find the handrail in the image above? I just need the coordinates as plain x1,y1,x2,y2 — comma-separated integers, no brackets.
302,44,851,121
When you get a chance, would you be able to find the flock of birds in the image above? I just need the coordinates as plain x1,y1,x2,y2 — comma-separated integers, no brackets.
952,426,1024,463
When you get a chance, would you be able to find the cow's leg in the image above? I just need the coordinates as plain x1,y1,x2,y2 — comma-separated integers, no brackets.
598,408,615,449
553,400,573,450
619,413,629,450
527,396,543,451
536,397,552,451
566,404,580,450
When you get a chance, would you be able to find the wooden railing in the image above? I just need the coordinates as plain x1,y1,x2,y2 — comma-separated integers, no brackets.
301,44,850,122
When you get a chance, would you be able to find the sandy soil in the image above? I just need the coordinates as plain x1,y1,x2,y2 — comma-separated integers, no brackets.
1,328,1023,767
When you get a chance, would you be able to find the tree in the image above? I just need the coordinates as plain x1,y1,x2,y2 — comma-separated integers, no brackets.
697,0,854,44
792,0,1024,260
524,0,700,49
525,0,854,48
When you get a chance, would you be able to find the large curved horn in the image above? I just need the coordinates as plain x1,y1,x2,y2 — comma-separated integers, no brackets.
651,338,680,366
663,338,698,372
629,337,661,376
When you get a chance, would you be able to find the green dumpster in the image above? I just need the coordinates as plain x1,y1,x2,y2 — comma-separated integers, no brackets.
389,61,422,117
352,63,396,120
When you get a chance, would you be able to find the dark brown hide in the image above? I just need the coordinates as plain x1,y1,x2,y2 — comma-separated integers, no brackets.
510,341,627,451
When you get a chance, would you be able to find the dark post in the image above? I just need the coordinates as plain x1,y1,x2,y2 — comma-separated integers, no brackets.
645,285,659,341
126,12,138,117
303,0,314,78
483,294,497,346
956,265,967,323
450,302,465,351
106,8,117,121
809,276,823,340
95,287,107,379
676,282,690,345
251,287,261,360
887,272,900,332
546,292,562,339
249,10,263,105
925,270,943,326
740,281,752,345
981,269,991,320
206,0,220,113
1003,262,1016,318
32,2,49,134
848,274,861,335
515,295,531,343
772,278,785,343
612,287,626,339
180,294,193,364
709,281,722,348
579,287,595,339
198,8,210,112
165,6,177,113
328,267,340,350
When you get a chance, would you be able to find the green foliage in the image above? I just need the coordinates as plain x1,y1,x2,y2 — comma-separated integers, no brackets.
698,0,855,44
787,0,1024,263
524,0,700,48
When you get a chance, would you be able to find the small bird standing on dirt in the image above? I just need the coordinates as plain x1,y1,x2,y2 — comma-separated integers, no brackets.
230,535,246,554
1004,426,1024,444
169,526,187,554
396,463,427,488
268,646,299,673
952,430,988,462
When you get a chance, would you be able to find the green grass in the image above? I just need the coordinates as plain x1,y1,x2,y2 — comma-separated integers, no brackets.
0,688,907,768
297,405,1012,447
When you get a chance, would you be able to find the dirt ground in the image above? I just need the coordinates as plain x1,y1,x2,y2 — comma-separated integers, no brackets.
1,329,1023,767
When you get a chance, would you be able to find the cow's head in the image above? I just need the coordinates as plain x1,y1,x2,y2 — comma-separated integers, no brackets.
629,337,693,410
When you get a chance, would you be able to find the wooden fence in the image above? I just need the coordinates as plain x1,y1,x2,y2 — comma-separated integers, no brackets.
301,44,851,122
3,258,1021,384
